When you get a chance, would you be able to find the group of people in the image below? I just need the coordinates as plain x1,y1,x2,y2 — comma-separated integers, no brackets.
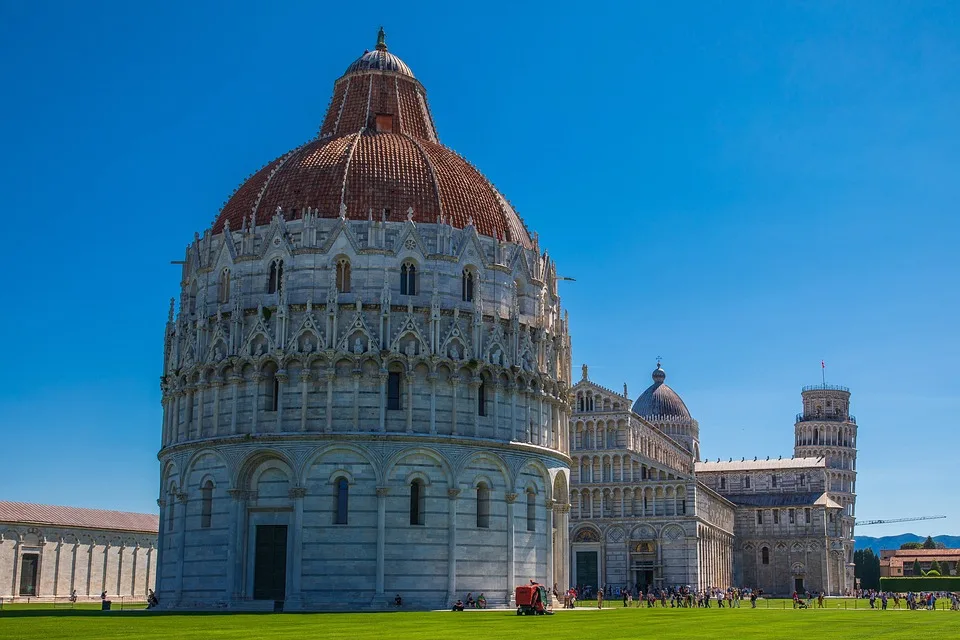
451,592,487,611
863,590,959,610
570,585,764,609
791,591,826,609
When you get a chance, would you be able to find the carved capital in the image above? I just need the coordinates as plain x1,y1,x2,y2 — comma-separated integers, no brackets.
447,488,461,499
288,486,307,499
505,492,518,504
177,492,188,504
228,489,250,502
156,498,166,508
376,487,390,497
299,371,312,383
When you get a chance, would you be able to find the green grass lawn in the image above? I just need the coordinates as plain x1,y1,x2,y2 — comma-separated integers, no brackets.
0,604,955,640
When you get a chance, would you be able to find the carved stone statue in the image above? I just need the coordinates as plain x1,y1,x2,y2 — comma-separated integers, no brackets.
405,341,417,357
254,343,264,357
303,339,313,353
449,345,460,361
491,348,501,366
353,337,364,354
214,347,223,362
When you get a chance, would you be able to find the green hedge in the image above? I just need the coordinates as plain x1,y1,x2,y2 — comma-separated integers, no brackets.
879,576,960,592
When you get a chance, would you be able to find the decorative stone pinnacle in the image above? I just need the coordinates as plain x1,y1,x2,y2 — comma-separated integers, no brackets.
376,26,387,51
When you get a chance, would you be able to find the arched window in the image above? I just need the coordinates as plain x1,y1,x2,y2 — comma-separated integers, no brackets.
744,476,751,489
201,480,213,528
719,476,726,490
761,547,770,565
478,381,487,417
461,269,474,302
218,269,230,303
336,258,351,293
410,479,425,526
400,262,417,296
799,474,805,487
476,482,490,528
334,477,349,525
267,259,283,294
526,489,536,532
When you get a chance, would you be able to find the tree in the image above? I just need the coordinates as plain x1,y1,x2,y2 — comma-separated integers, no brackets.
912,559,923,576
901,542,923,550
854,549,881,590
930,560,942,574
922,536,937,549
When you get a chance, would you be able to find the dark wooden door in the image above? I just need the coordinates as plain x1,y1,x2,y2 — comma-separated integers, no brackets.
19,554,39,596
253,525,287,601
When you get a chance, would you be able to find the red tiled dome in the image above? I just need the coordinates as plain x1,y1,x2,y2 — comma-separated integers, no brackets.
212,31,532,249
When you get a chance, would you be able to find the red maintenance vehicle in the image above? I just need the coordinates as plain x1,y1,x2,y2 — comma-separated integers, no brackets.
515,581,552,615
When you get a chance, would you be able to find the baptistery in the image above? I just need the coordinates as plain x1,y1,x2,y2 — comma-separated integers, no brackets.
156,30,572,610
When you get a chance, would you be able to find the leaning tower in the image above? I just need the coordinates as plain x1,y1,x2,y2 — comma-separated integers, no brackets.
793,383,857,592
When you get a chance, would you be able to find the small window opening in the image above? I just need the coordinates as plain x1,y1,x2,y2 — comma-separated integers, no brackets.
387,372,402,410
335,477,349,525
201,481,213,528
410,480,425,526
268,259,283,294
477,483,490,528
478,381,487,416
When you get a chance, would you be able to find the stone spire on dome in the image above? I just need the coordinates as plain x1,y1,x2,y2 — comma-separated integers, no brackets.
376,26,388,51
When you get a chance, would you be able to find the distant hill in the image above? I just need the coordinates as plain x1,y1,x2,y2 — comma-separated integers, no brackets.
855,534,960,554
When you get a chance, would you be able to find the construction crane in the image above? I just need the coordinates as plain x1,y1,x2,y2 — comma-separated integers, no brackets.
857,515,946,526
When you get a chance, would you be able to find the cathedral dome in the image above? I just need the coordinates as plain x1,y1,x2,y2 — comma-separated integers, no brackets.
211,29,531,248
632,364,691,419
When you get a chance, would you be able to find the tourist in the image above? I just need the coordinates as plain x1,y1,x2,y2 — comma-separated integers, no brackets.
394,594,402,607
69,589,78,604
452,599,464,612
750,591,758,608
477,593,486,609
597,587,604,609
465,592,475,608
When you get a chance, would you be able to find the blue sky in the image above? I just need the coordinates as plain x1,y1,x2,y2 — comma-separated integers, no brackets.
1,2,957,537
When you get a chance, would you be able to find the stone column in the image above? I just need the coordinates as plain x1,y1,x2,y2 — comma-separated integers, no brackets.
225,489,247,603
352,368,362,430
509,383,518,441
505,492,517,606
300,370,311,432
69,540,78,597
251,374,262,434
288,486,306,607
199,382,209,438
116,544,124,596
325,371,335,433
275,370,288,432
406,370,414,433
493,382,502,440
450,376,460,436
545,499,555,596
428,372,438,434
51,539,62,598
538,393,545,446
469,378,481,437
174,392,184,442
229,374,240,434
378,371,387,432
174,491,188,604
376,487,389,595
446,489,461,604
145,546,154,597
211,378,222,436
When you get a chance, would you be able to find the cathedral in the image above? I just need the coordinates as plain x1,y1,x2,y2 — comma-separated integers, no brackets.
155,31,856,611
569,364,857,596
